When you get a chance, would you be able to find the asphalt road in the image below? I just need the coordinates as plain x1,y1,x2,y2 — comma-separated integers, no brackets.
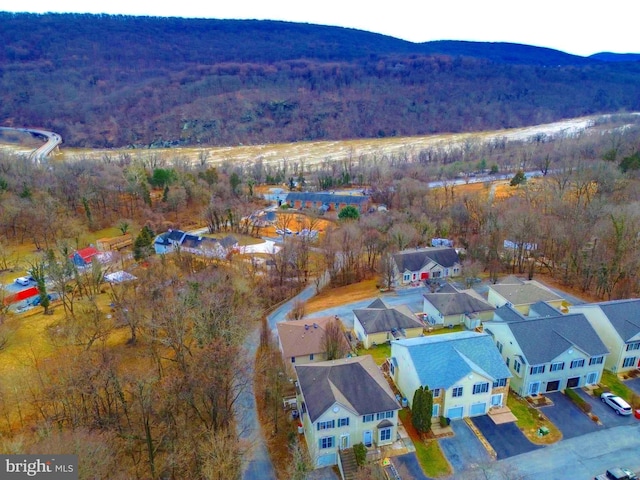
471,415,543,460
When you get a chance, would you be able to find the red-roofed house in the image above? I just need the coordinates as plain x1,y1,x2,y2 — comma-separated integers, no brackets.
70,246,100,267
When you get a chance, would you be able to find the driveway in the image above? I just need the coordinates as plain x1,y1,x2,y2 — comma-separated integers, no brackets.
576,389,638,428
625,377,640,395
390,452,434,480
439,420,491,473
471,415,543,459
541,391,602,439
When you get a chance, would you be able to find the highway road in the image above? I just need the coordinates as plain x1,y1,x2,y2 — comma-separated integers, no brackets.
0,126,62,163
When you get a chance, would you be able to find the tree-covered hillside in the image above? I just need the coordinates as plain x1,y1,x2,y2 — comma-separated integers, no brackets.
2,12,640,148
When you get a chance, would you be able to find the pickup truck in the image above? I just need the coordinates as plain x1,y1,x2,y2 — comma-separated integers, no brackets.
594,467,638,480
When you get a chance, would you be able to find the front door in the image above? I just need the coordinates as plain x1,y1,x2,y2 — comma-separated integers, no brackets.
566,377,580,389
586,372,598,385
363,431,372,447
528,381,541,396
491,394,503,407
340,434,350,450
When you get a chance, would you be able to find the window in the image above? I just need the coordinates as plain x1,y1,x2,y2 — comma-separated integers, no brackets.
530,365,545,375
319,436,335,449
472,382,489,394
432,388,441,398
506,357,510,368
362,414,374,423
623,357,637,368
309,353,314,361
626,342,640,351
497,341,503,353
379,428,392,442
317,420,335,431
403,274,411,282
452,386,463,397
550,362,565,372
291,357,295,363
514,359,521,374
589,356,604,366
338,418,349,427
570,359,585,369
390,363,395,375
492,378,507,388
433,271,441,278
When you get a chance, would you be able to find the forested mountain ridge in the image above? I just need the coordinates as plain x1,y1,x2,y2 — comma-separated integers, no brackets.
2,12,640,148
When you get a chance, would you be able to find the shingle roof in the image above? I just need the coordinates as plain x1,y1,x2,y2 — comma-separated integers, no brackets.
595,299,640,342
502,313,609,365
295,356,400,423
277,316,348,359
219,235,238,249
497,275,525,285
490,281,562,306
286,192,370,205
167,229,186,242
353,301,423,334
423,291,495,316
529,301,561,318
493,305,526,322
393,247,460,272
393,332,511,390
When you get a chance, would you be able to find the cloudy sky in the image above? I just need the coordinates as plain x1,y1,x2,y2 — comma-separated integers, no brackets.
4,0,638,57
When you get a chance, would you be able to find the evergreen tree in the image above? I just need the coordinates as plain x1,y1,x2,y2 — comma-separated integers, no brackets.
134,225,156,261
412,385,432,434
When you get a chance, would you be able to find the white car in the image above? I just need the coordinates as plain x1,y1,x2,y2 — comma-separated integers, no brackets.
600,392,632,415
14,276,31,286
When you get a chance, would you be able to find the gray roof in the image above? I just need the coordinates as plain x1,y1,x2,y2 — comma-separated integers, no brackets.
503,313,609,365
423,291,495,316
596,299,640,342
286,192,370,205
490,282,562,306
529,301,561,318
493,305,526,322
393,247,460,272
354,302,423,334
436,283,459,294
295,356,399,423
219,235,238,248
393,331,511,390
497,275,525,285
167,229,186,242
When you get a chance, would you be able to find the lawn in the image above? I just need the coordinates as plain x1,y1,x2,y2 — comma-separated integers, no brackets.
507,394,562,444
305,278,379,313
356,343,390,366
601,370,636,403
398,409,451,478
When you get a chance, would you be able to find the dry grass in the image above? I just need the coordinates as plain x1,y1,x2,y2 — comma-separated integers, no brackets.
305,278,379,313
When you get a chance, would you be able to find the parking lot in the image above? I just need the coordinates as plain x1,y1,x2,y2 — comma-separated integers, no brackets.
625,377,640,395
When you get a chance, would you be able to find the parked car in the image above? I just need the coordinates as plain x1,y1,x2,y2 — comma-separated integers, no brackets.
600,392,632,415
14,276,31,286
594,467,638,480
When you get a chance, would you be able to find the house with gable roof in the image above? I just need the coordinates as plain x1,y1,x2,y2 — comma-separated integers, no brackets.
422,284,495,330
487,276,566,315
569,298,640,374
69,246,101,267
484,304,609,396
392,247,461,286
389,331,511,420
277,316,350,368
353,299,424,349
295,355,400,468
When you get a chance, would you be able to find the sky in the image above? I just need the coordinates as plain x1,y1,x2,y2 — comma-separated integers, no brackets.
3,0,639,57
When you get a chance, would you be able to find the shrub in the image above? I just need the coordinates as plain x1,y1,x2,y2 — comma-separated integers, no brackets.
439,416,448,428
565,388,592,413
353,442,367,467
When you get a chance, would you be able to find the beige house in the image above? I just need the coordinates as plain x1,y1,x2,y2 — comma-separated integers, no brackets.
570,299,640,374
422,284,495,330
353,299,424,349
487,276,565,315
485,304,609,396
277,316,349,370
392,247,461,286
390,331,511,419
295,356,401,468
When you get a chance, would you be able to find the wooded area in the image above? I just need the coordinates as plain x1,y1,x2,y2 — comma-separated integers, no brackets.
2,13,640,148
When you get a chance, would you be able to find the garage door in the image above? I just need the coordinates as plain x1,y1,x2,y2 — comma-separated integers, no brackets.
316,453,336,468
546,380,560,392
470,403,486,416
447,406,464,419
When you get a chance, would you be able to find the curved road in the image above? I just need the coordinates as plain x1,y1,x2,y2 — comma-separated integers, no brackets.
0,126,62,162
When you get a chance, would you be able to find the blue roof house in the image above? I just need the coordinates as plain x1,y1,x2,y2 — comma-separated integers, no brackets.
390,331,512,420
